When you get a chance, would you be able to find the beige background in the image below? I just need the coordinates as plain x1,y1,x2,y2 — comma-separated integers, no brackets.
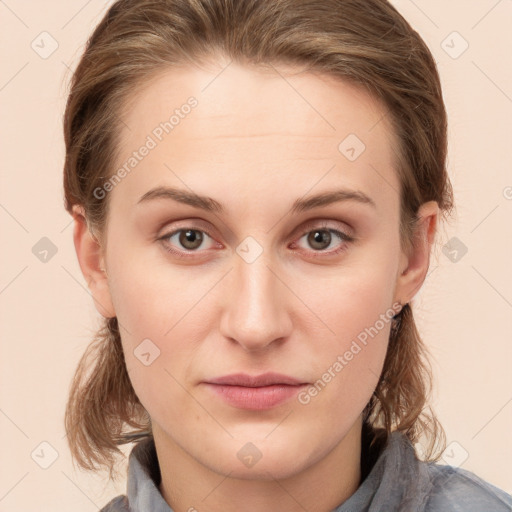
1,0,511,509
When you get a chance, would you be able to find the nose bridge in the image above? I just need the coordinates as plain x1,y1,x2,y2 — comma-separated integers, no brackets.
220,240,291,351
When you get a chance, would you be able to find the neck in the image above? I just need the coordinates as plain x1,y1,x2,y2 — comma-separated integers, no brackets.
154,417,363,512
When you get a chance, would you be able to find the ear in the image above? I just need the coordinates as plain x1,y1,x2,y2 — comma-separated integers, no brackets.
72,205,116,318
393,200,439,305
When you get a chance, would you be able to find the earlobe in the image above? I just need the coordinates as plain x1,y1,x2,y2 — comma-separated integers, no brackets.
72,205,116,319
394,201,439,305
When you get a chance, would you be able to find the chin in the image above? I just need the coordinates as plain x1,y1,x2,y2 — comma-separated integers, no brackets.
200,437,315,481
212,453,307,481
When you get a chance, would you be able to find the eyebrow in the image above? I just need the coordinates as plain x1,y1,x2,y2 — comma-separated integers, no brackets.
136,185,376,214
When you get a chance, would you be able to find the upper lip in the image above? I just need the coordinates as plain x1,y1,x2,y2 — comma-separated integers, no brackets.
205,372,306,387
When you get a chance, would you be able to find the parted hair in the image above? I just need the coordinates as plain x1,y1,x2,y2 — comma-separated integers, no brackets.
63,0,454,478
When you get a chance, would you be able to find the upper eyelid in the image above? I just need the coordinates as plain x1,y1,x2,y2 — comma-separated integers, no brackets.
159,217,352,237
160,220,350,237
158,218,216,238
295,219,353,238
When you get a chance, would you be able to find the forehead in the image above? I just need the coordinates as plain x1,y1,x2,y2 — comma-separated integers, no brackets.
110,60,400,215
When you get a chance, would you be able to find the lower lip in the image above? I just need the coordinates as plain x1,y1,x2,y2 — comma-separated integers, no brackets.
204,383,307,410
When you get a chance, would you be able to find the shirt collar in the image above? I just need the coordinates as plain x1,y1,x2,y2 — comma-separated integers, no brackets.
126,436,170,512
125,430,428,512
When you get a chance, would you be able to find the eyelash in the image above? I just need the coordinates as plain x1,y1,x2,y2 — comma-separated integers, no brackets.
157,221,355,260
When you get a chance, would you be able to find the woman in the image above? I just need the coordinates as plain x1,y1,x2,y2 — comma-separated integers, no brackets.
63,0,512,510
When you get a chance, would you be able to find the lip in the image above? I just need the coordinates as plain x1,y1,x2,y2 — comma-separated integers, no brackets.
203,372,308,410
205,372,306,387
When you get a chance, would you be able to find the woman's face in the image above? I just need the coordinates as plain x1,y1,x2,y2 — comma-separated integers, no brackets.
77,58,436,479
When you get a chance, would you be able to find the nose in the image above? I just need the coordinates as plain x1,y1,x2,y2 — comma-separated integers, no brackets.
219,248,293,352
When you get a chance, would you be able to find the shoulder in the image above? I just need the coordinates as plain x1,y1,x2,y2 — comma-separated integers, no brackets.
370,430,512,511
423,462,512,511
99,495,129,512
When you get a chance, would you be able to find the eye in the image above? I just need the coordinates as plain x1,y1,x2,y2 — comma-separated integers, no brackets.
291,221,355,258
157,220,355,260
158,227,218,259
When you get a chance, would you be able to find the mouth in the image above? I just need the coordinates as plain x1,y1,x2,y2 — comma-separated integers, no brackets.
202,372,309,410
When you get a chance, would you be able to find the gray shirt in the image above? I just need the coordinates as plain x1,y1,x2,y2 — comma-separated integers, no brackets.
100,432,512,511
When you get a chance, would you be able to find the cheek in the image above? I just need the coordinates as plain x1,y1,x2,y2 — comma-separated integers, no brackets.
107,236,205,336
105,249,211,416
299,255,398,411
306,252,398,343
299,299,392,423
117,300,198,427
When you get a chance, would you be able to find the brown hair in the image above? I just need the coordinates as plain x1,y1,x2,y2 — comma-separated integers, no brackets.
63,0,454,477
